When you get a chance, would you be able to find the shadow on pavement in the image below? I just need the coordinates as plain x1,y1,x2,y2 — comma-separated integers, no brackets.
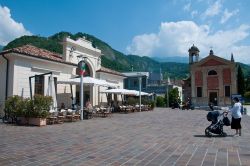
193,134,234,138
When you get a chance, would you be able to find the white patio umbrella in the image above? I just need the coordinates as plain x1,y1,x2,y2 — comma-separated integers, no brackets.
48,74,57,111
57,76,118,88
134,91,150,96
101,88,138,95
102,89,150,96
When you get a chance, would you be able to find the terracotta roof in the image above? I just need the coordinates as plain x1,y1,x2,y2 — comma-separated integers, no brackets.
96,67,126,77
0,45,76,66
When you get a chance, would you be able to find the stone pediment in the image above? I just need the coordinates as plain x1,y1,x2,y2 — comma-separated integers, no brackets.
200,59,227,66
193,54,233,67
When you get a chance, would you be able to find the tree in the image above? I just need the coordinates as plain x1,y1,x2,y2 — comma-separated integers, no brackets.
156,96,165,107
237,65,245,96
244,77,250,102
245,77,250,91
244,91,250,99
168,88,181,107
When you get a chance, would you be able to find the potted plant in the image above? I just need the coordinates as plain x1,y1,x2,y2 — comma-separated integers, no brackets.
16,98,31,125
28,95,52,126
4,96,27,124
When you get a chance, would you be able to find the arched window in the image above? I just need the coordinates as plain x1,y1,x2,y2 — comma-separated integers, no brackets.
208,70,217,75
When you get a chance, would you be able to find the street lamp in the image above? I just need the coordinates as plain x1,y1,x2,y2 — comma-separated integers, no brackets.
77,55,87,120
137,72,142,112
166,77,170,107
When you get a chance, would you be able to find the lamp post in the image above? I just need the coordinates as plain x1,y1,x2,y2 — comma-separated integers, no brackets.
77,55,87,120
166,77,170,107
139,76,142,112
137,72,142,112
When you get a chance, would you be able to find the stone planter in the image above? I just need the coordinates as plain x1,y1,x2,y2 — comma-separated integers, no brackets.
28,118,47,126
16,117,28,125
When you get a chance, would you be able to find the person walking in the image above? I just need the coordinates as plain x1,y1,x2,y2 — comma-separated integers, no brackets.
227,97,242,136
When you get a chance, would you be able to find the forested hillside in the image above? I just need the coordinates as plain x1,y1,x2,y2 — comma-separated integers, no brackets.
3,32,250,79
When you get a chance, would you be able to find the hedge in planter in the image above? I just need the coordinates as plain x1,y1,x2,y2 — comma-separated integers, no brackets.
5,95,52,126
4,96,25,123
28,95,52,126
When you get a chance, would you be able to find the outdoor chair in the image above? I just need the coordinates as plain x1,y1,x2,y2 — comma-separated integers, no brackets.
57,109,66,123
66,109,75,122
47,109,58,125
103,107,112,117
73,110,81,121
97,106,105,117
119,105,127,113
142,104,149,111
96,107,104,117
91,108,98,118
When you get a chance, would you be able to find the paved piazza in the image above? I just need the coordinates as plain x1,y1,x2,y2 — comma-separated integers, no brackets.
1,108,250,166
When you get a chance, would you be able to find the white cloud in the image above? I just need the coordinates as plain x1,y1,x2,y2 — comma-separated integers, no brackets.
202,0,222,18
220,8,239,24
127,21,250,63
126,33,159,56
183,3,191,12
0,5,31,45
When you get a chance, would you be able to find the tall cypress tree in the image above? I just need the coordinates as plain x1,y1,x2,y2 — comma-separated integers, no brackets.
237,65,245,96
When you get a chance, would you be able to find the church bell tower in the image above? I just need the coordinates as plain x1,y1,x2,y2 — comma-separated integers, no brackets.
188,44,200,64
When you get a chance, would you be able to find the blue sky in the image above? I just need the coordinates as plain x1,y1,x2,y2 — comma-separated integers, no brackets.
1,0,250,63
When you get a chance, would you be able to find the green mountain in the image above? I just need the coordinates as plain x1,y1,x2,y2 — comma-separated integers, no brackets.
3,32,250,79
237,63,250,78
152,56,189,63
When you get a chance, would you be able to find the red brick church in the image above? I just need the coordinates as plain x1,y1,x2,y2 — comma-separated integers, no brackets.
188,45,237,106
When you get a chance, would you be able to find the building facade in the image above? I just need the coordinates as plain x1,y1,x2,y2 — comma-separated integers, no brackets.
123,72,149,92
123,72,183,101
0,37,124,113
189,45,237,106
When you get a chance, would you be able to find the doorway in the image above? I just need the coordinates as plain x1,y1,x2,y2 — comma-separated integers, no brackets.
209,92,218,106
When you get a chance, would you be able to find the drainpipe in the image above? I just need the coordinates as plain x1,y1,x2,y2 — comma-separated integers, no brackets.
2,54,9,100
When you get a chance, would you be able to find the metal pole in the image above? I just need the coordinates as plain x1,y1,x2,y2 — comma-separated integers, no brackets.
166,81,169,107
139,76,142,112
29,77,32,100
80,74,84,120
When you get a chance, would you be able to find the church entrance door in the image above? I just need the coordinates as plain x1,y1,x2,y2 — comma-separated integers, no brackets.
209,92,218,106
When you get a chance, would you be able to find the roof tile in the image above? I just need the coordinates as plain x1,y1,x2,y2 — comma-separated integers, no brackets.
1,45,75,65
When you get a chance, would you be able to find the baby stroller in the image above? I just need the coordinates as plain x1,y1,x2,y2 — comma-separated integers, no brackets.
205,111,230,137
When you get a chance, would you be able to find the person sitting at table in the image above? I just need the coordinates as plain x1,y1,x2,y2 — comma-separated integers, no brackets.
86,100,93,111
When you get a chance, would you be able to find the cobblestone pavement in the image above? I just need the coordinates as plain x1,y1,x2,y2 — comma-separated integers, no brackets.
0,108,250,166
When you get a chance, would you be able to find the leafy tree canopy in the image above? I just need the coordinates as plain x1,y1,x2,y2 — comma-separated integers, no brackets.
237,65,245,96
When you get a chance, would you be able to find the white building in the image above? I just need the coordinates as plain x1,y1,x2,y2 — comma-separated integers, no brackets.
0,37,125,113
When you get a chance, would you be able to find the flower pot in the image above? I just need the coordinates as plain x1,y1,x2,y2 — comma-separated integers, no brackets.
28,118,47,126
